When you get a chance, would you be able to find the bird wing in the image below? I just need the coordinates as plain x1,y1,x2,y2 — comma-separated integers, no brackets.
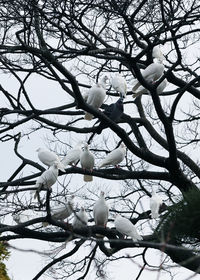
99,148,124,167
112,75,127,95
93,200,109,226
62,148,81,166
80,150,94,170
87,85,106,108
38,150,58,166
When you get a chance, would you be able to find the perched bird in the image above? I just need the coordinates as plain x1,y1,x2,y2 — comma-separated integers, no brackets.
72,207,88,229
96,97,124,134
80,143,95,182
98,143,126,168
132,46,165,94
132,62,164,93
114,214,142,242
37,147,65,172
111,73,127,98
87,97,124,144
132,78,167,99
62,142,83,168
34,162,59,199
150,189,163,219
84,76,107,120
93,191,109,227
43,196,75,227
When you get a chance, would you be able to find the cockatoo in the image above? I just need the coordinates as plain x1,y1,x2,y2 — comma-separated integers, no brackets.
132,78,167,99
111,73,127,98
93,191,109,227
132,62,164,93
34,162,59,199
132,45,165,94
36,147,65,172
84,75,107,120
73,207,88,229
150,189,163,219
43,195,74,227
62,142,83,167
114,214,142,242
80,143,95,182
98,143,126,168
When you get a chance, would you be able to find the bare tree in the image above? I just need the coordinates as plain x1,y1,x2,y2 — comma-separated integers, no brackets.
0,0,200,279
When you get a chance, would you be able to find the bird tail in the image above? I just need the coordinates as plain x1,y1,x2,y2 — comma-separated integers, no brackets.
84,112,93,120
84,175,93,182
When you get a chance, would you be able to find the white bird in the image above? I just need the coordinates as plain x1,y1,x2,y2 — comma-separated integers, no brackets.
132,78,167,99
152,45,165,62
93,191,109,227
43,196,75,227
150,189,163,219
111,73,127,98
62,142,83,168
98,143,126,168
132,62,164,93
114,214,142,242
80,143,95,182
73,207,88,229
37,147,65,172
84,76,107,120
34,162,59,199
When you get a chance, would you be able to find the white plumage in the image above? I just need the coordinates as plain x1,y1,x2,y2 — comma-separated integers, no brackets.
80,143,95,182
43,196,74,227
114,214,142,242
84,76,107,120
37,147,65,172
62,142,83,167
132,62,164,93
93,191,109,227
150,189,163,219
51,196,74,220
34,162,59,199
152,45,165,62
111,73,127,98
132,78,167,99
98,143,126,168
73,207,88,229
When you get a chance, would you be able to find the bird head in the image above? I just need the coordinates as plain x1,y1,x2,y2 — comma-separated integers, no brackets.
100,191,105,197
82,143,89,151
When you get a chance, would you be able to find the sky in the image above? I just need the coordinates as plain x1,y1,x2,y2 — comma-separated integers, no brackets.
1,71,200,280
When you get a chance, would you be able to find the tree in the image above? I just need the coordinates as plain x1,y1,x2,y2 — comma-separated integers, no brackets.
0,0,200,279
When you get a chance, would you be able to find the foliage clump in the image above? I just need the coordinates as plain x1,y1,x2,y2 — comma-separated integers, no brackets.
0,242,10,280
157,189,200,243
